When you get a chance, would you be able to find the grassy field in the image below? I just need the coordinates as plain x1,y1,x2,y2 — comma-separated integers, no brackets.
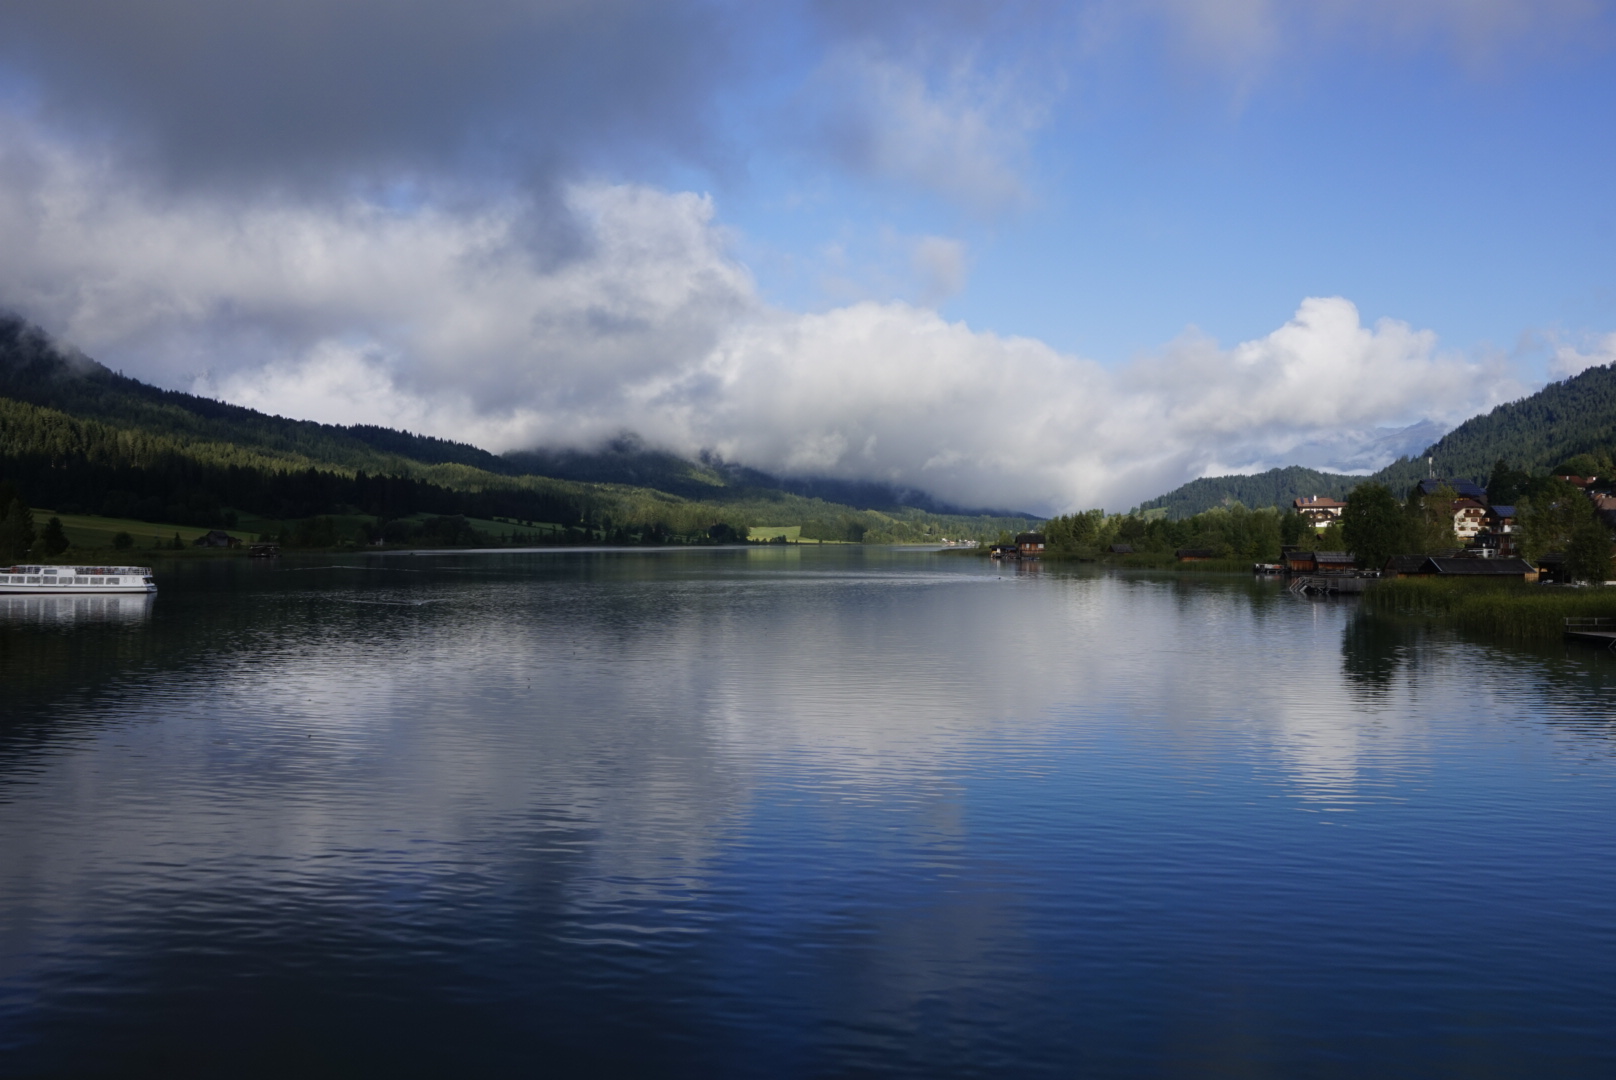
1364,578,1616,641
30,509,255,553
748,526,802,542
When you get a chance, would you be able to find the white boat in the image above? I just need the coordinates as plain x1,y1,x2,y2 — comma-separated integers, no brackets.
0,565,157,595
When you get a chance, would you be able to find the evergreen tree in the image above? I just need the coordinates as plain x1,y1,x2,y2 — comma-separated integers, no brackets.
40,516,69,555
0,498,36,562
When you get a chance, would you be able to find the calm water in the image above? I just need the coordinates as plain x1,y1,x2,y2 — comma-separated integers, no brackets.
3,547,1616,1077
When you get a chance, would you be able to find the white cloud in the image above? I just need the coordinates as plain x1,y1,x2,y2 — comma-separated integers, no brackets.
910,235,969,303
805,43,1046,213
1548,331,1616,380
1,115,1517,515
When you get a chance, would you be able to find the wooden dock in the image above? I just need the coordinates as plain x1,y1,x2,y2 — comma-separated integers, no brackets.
1288,574,1375,595
1565,617,1616,648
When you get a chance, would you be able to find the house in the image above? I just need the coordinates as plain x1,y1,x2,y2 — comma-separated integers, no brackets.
1384,555,1536,580
1107,544,1134,555
1417,478,1488,502
1175,548,1218,561
1593,494,1616,528
1016,532,1046,558
988,543,1018,559
1450,498,1487,541
1475,505,1519,557
192,530,241,548
1293,495,1345,528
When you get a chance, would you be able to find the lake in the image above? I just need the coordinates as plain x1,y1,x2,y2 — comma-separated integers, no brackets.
3,547,1616,1077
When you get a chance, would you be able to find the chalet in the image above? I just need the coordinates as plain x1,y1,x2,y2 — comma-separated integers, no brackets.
1450,498,1487,541
1016,532,1046,558
1476,504,1519,557
192,530,241,548
1383,555,1535,580
1175,548,1218,562
1293,495,1345,528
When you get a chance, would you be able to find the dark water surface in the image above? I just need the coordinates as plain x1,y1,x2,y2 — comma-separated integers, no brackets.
3,547,1616,1077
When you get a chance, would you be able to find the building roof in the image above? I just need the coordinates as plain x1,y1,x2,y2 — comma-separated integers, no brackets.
1312,551,1356,565
1293,495,1346,509
1383,554,1431,573
1452,498,1486,512
1016,532,1046,544
1108,543,1133,554
1417,478,1487,501
1490,505,1516,518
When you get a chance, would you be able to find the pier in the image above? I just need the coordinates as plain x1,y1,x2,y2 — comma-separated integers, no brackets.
1564,617,1616,649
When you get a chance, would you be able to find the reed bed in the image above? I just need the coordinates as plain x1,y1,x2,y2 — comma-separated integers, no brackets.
1364,578,1616,641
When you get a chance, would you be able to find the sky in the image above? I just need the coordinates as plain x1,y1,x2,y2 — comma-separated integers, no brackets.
0,0,1614,514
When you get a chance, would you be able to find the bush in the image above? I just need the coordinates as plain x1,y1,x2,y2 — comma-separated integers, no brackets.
112,531,133,550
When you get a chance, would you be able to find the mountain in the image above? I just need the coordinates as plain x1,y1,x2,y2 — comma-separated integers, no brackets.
1138,466,1361,519
507,437,1020,516
0,314,1032,542
1140,362,1616,518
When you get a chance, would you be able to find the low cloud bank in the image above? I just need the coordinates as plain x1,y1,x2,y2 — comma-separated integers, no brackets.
0,121,1516,515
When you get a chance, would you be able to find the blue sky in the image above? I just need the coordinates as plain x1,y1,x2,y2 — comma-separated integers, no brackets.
0,0,1612,512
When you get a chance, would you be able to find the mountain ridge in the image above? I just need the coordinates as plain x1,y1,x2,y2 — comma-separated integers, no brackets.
1139,362,1616,518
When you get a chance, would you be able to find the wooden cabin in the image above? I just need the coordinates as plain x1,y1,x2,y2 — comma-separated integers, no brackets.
1016,532,1046,558
1383,555,1536,581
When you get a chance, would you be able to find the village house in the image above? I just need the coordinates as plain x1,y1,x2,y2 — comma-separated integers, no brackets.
1475,505,1519,557
1293,495,1345,529
1016,532,1046,558
192,530,241,548
1450,498,1487,541
1417,478,1488,502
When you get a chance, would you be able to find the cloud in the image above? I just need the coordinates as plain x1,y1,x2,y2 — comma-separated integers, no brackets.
910,236,969,303
0,114,1516,516
1134,0,1606,74
1548,331,1616,380
802,43,1048,213
0,0,740,196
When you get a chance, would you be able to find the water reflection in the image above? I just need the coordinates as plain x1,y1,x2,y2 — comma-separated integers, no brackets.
3,553,1616,1075
0,592,154,625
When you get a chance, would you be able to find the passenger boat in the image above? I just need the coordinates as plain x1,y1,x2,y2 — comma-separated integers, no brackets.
0,565,157,594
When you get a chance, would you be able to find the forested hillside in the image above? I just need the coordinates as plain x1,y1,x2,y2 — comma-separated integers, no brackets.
1140,363,1616,518
1137,466,1358,519
0,315,1031,546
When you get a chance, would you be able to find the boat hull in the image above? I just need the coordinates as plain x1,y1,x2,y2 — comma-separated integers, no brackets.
0,566,157,595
